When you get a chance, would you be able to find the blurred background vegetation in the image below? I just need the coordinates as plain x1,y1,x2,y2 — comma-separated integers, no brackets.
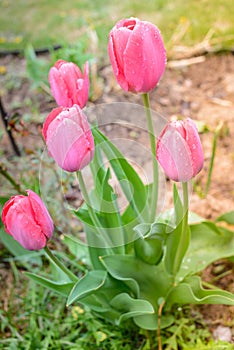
0,0,234,59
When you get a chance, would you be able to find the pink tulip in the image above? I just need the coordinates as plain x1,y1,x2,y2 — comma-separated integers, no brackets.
108,17,166,93
42,104,94,172
1,190,54,250
156,118,204,182
49,60,89,108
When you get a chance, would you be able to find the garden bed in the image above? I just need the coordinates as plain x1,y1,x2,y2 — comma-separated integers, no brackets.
0,52,234,346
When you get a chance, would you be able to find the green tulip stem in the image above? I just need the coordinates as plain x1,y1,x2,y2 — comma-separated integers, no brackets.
182,181,189,217
0,162,25,194
142,93,158,221
157,299,165,350
181,181,189,258
44,245,78,282
77,170,102,231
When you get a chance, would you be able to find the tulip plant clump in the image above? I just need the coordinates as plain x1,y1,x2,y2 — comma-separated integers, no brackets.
1,17,234,344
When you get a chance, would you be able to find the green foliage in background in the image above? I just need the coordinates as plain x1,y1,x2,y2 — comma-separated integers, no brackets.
0,0,234,57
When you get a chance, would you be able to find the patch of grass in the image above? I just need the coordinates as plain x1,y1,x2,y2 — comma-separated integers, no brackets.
0,0,234,56
0,255,232,349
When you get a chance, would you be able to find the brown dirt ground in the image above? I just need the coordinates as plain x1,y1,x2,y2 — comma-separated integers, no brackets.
0,52,234,343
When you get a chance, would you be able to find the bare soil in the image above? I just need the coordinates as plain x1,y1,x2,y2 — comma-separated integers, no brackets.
0,52,234,343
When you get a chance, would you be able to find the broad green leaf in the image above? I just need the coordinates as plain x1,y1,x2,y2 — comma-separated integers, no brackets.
100,256,139,297
188,211,204,224
74,207,93,226
73,206,116,269
81,222,116,270
133,222,167,265
93,128,149,224
134,236,163,265
67,270,107,306
62,234,90,265
134,223,151,237
134,221,172,239
166,275,234,307
100,167,117,206
80,293,122,324
100,255,172,309
76,275,130,316
203,220,223,234
74,203,125,251
24,272,74,296
216,211,234,225
99,169,125,244
164,220,190,277
110,293,154,324
90,139,106,189
77,293,113,313
133,313,174,330
178,222,234,280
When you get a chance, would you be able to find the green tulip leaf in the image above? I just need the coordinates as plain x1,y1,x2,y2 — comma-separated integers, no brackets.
164,220,190,277
67,270,107,306
178,222,234,280
74,169,125,251
62,234,91,267
166,275,234,307
24,272,74,297
134,236,163,265
133,313,174,330
216,210,234,225
76,293,113,313
100,255,172,308
134,223,151,237
110,293,155,324
72,272,131,312
134,221,171,239
93,128,149,223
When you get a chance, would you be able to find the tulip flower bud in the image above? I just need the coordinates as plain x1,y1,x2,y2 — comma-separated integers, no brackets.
156,118,204,182
108,17,166,93
1,190,54,250
49,60,89,108
42,104,94,172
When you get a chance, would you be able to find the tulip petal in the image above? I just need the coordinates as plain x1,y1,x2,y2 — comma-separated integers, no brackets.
60,62,82,106
124,23,145,92
49,60,89,108
43,105,94,172
75,61,89,109
47,118,81,169
1,195,25,235
46,116,94,172
157,125,193,182
49,67,72,107
108,32,129,91
184,119,204,176
42,106,64,141
124,21,166,92
63,130,94,172
4,198,47,250
27,190,54,239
